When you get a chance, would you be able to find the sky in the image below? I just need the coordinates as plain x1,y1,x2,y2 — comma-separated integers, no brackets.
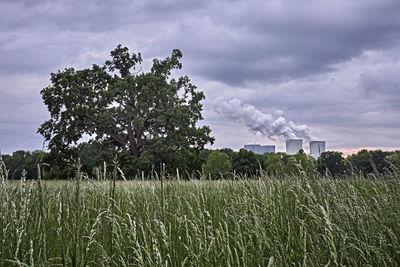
1,0,400,155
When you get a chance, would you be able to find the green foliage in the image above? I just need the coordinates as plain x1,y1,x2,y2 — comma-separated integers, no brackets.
75,141,115,174
347,149,391,174
38,45,214,168
285,150,315,175
318,151,346,177
231,149,261,175
2,150,46,179
263,151,314,176
218,147,235,158
387,150,400,170
264,152,285,175
202,151,232,179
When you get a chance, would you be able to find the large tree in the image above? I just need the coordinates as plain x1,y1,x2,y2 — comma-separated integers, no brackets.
38,45,214,162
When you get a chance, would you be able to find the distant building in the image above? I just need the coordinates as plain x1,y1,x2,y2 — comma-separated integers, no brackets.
244,144,275,154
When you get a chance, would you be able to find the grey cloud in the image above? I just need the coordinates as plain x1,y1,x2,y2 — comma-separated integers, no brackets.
360,67,400,96
3,0,400,84
0,0,127,32
0,0,210,33
0,30,118,75
177,0,400,85
358,64,400,114
0,0,399,153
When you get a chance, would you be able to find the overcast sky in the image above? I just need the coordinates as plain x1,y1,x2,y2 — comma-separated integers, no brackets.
1,0,400,155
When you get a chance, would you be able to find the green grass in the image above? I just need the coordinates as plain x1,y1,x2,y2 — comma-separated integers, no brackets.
1,169,400,266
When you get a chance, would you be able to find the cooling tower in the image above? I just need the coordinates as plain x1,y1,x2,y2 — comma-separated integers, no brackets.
286,139,302,155
309,141,326,158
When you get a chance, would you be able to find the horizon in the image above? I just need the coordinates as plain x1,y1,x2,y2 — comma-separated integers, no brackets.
1,142,398,157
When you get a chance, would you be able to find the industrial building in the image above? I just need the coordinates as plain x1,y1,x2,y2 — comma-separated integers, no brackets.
286,139,302,155
309,141,326,158
244,144,275,154
244,139,326,157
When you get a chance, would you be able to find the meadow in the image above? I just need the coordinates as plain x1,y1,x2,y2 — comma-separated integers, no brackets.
1,163,400,266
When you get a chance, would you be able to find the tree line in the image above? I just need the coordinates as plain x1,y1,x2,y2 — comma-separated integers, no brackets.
2,146,399,180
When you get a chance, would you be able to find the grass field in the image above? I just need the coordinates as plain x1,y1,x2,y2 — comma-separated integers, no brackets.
1,166,400,266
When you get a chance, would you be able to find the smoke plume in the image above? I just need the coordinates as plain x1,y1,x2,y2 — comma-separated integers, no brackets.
214,98,317,141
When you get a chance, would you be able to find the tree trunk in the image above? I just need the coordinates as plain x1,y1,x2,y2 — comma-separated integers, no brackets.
127,122,140,158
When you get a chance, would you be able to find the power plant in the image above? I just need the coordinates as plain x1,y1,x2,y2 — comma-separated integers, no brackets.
244,144,275,154
244,139,326,157
219,98,326,157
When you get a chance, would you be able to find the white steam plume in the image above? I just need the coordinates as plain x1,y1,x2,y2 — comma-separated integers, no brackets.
214,98,317,141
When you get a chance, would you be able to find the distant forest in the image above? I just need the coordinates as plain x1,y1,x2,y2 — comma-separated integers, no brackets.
2,143,399,180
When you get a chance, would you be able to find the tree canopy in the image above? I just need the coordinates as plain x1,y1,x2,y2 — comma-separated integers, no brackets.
317,151,346,177
347,149,391,174
231,149,260,175
203,150,232,179
38,45,214,166
2,150,46,179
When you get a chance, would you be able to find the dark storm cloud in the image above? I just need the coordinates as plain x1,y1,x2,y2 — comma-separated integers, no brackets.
0,0,127,32
185,0,400,85
2,0,400,82
0,0,209,33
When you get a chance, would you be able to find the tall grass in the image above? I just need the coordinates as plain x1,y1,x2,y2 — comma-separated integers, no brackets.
0,160,400,266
